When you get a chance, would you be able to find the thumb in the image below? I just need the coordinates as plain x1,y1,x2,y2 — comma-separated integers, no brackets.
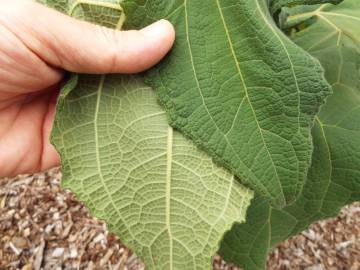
2,1,175,74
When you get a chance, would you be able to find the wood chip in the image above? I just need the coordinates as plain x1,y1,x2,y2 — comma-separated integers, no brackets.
33,238,45,270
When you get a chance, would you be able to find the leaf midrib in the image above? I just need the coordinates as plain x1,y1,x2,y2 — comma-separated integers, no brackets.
183,0,307,204
220,0,303,203
69,0,122,15
182,0,272,200
165,127,174,270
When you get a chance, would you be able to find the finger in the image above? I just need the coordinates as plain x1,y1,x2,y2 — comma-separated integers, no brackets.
40,90,61,171
1,1,175,74
0,90,60,178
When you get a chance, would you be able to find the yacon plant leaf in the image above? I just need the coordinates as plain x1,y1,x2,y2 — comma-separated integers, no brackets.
39,1,254,269
54,75,253,269
122,0,331,208
219,1,360,269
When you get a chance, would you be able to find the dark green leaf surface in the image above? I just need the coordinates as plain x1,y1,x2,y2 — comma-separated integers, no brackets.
219,1,360,269
39,1,254,269
123,0,331,208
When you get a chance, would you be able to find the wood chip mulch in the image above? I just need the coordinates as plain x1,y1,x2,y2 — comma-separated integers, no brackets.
0,169,359,270
267,203,360,270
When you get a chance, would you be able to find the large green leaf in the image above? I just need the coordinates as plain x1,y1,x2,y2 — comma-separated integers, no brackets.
39,1,254,269
54,75,253,270
219,1,360,269
122,0,331,208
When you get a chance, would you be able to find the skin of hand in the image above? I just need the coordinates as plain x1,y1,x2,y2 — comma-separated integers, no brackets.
0,0,175,178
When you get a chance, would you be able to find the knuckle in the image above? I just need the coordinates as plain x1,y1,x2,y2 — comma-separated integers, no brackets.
94,25,124,72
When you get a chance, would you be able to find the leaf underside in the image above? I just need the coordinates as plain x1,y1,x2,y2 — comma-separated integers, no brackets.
54,74,253,270
122,0,331,208
39,1,254,269
219,1,360,269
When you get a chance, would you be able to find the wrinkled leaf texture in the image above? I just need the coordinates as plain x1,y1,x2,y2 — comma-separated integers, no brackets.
122,0,331,208
38,1,253,269
219,1,360,269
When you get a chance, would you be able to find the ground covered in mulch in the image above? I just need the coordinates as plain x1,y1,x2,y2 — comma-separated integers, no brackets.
0,169,359,270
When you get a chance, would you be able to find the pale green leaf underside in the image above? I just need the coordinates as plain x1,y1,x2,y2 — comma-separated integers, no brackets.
219,1,360,269
123,0,331,208
37,0,124,28
53,75,253,270
40,1,254,269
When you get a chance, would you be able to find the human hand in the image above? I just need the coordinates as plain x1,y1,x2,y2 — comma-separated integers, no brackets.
0,0,175,178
